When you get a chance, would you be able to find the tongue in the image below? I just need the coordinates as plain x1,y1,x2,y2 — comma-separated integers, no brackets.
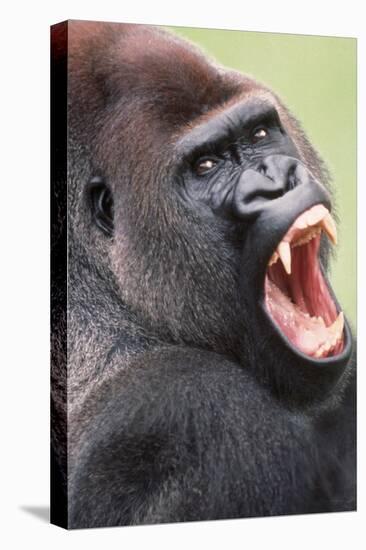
265,276,343,358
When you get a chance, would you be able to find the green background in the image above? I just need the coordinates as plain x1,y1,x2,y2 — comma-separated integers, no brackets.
165,26,357,327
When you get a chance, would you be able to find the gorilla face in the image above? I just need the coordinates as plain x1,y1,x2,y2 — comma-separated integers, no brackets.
177,98,350,355
174,97,352,399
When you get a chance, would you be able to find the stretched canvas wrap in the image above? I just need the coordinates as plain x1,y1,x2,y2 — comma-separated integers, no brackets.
50,20,357,529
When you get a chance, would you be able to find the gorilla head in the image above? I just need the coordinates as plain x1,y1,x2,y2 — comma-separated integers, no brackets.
66,22,351,403
51,21,355,528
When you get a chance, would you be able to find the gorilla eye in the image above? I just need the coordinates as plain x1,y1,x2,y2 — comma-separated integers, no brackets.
251,127,268,143
194,158,218,176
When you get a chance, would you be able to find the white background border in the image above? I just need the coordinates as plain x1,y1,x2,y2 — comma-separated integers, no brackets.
0,0,364,548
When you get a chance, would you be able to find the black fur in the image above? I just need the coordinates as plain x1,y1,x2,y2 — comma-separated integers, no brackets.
50,21,356,529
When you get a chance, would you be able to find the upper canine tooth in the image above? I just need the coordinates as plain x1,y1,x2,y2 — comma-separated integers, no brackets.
321,213,338,245
278,241,292,274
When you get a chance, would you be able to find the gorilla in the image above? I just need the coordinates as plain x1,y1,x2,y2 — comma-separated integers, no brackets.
50,21,356,529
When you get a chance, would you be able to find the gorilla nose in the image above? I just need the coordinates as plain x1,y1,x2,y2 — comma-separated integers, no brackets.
232,155,311,221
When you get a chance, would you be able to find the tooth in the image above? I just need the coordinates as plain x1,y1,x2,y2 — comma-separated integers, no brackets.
277,241,292,274
330,337,337,348
329,312,344,337
293,226,321,248
314,345,325,358
269,251,279,266
321,213,338,245
313,313,344,360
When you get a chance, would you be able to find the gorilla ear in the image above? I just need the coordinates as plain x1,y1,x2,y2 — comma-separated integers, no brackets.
88,176,114,236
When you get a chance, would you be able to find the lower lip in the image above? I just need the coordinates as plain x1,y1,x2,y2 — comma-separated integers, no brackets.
261,298,351,365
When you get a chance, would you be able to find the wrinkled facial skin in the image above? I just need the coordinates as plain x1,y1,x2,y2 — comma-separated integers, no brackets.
179,100,299,217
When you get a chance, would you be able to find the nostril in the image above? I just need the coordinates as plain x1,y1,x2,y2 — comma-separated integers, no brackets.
287,165,298,191
257,162,268,177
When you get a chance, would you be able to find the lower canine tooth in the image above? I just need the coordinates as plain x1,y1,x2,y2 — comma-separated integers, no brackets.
314,313,344,359
329,312,344,338
277,241,292,274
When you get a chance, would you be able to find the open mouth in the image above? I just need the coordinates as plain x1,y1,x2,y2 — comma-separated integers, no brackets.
264,204,344,359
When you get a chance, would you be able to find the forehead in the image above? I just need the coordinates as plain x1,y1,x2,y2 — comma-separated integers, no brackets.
69,21,263,127
176,96,279,152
